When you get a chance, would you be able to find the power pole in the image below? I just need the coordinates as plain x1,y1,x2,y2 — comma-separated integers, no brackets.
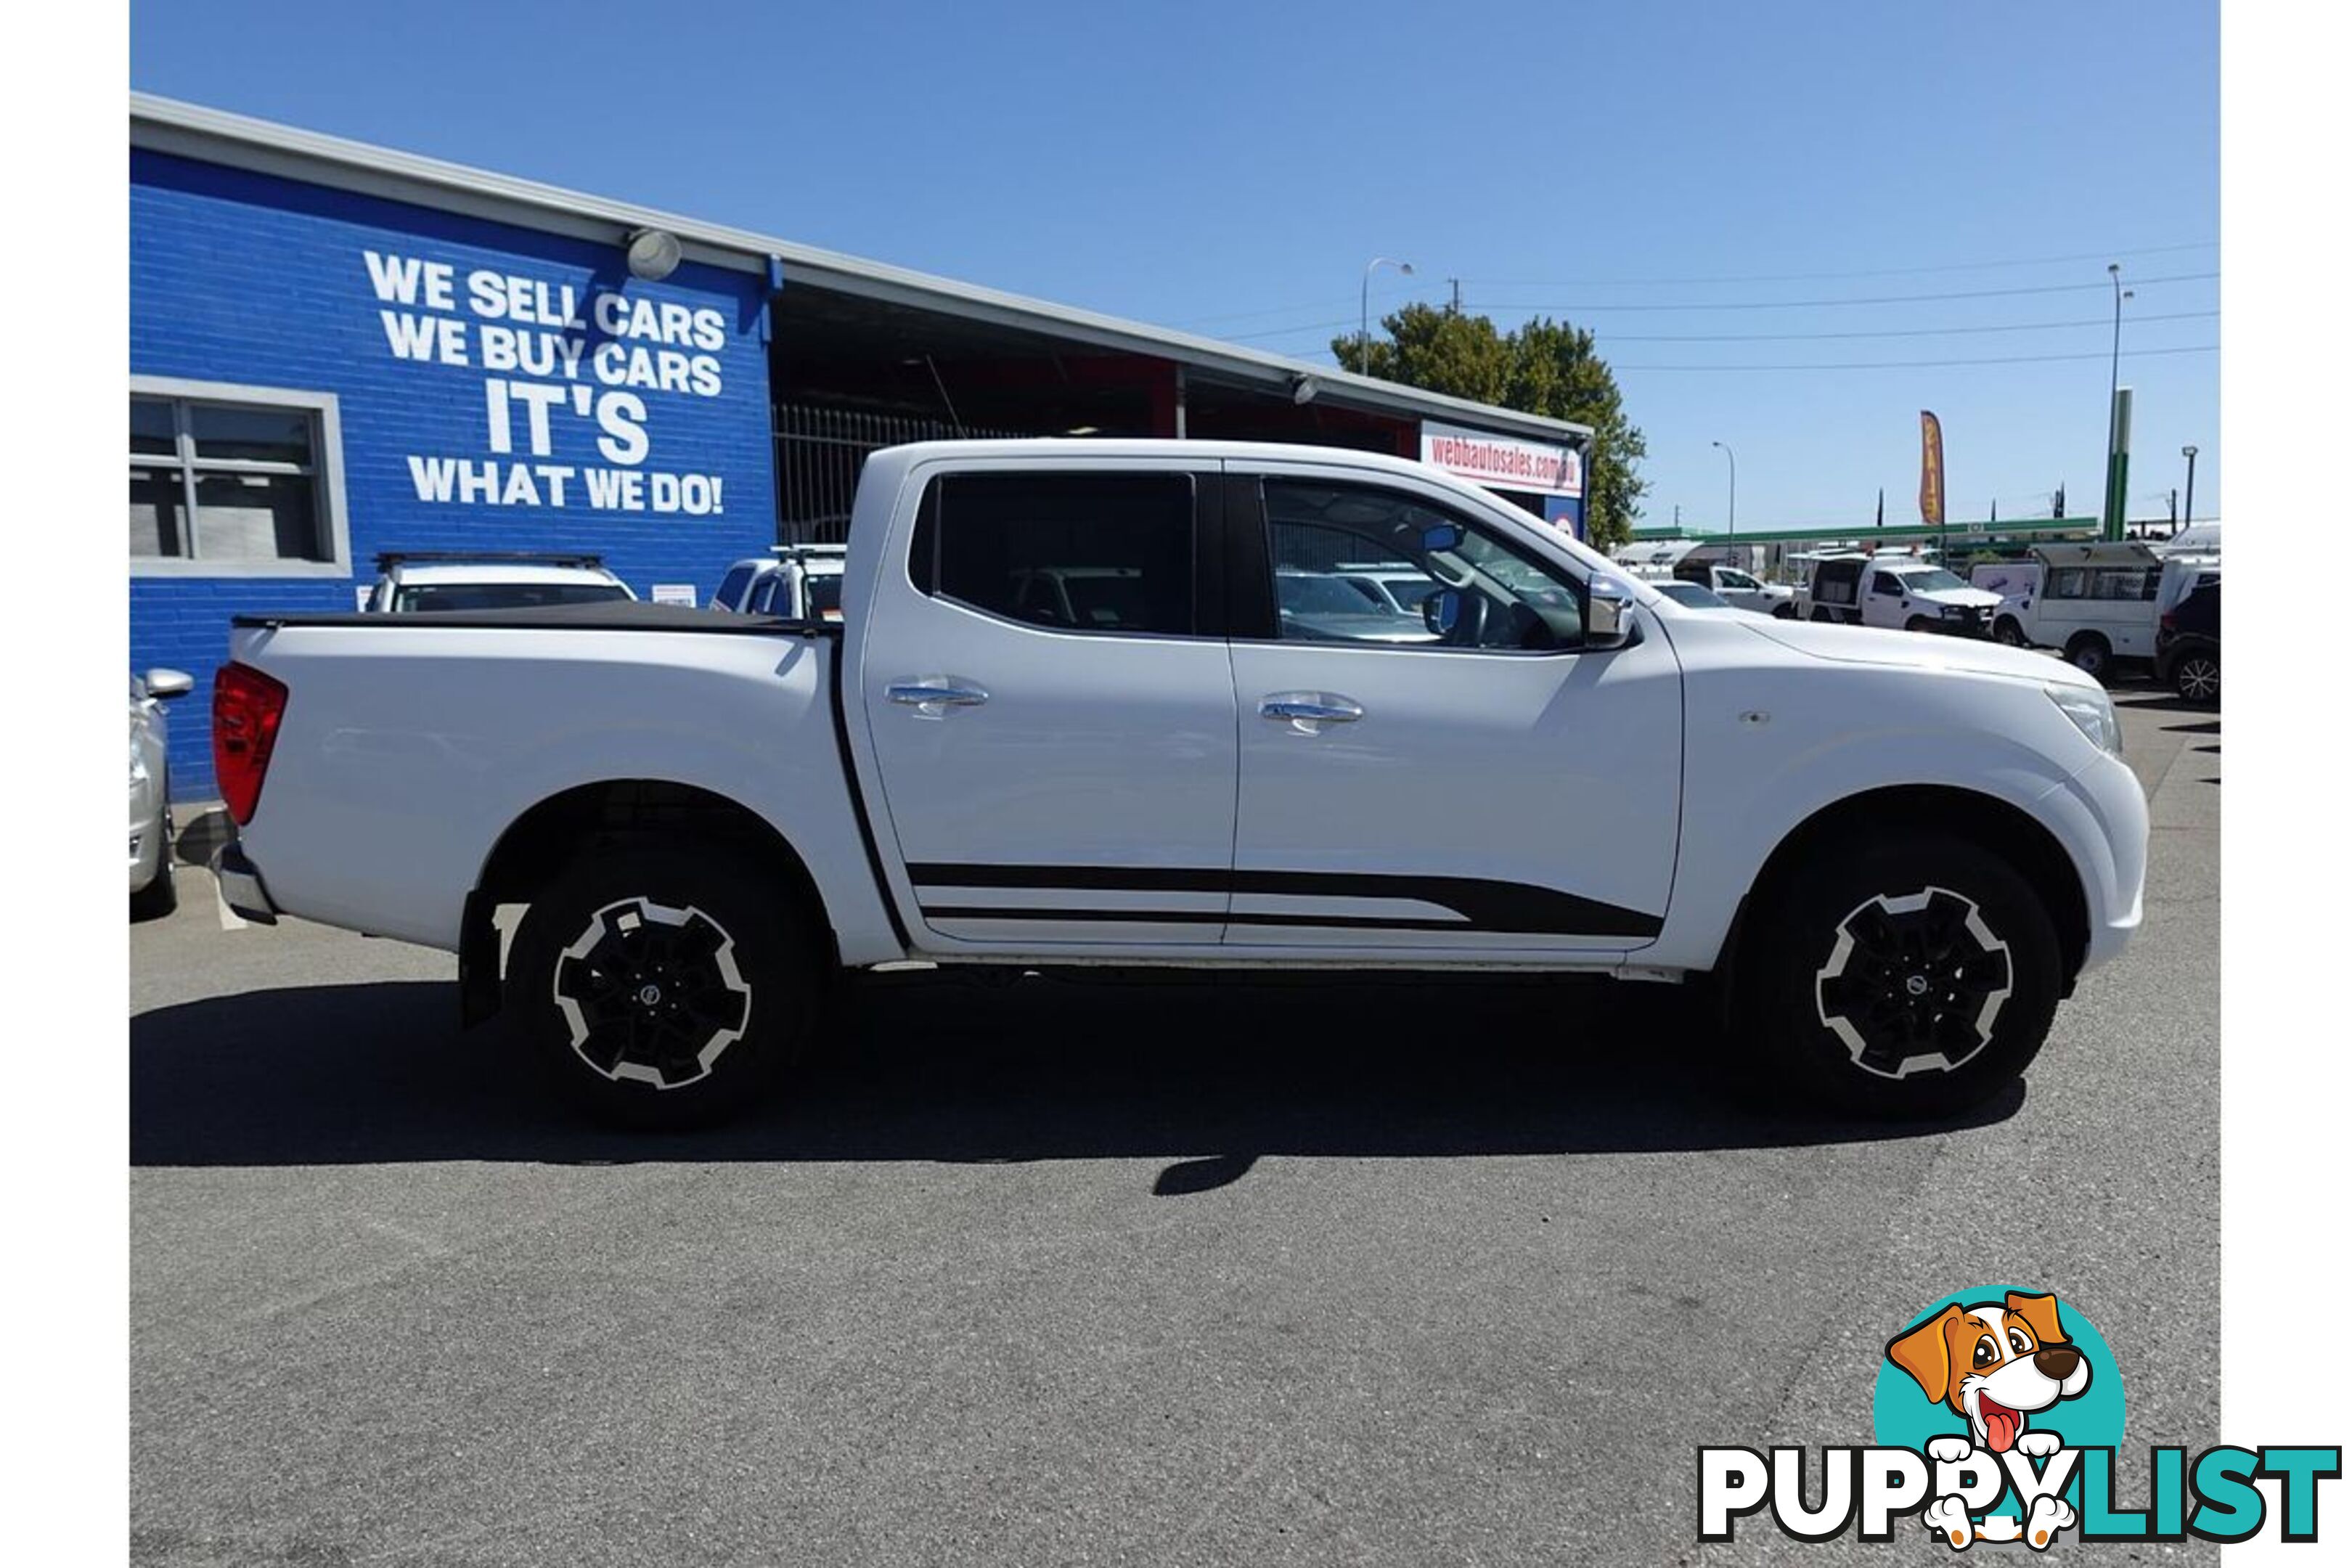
1447,277,1462,313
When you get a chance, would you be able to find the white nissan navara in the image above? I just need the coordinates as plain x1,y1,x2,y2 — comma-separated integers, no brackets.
211,441,2147,1125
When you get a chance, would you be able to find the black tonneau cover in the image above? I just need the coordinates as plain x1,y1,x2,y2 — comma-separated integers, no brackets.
230,601,830,635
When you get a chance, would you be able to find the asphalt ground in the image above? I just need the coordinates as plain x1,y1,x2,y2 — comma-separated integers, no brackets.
129,687,2219,1565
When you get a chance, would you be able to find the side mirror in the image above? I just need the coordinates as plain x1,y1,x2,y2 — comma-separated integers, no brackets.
1423,587,1463,638
143,667,195,701
1585,577,1636,650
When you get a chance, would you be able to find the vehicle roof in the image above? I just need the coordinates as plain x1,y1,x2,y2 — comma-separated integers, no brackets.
725,554,846,575
383,563,625,587
859,439,1612,568
2030,540,2160,565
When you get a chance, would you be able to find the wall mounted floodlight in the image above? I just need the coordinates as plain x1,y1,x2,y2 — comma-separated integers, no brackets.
625,228,683,282
1291,375,1320,406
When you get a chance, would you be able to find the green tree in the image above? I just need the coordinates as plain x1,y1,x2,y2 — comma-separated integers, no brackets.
1336,305,1649,550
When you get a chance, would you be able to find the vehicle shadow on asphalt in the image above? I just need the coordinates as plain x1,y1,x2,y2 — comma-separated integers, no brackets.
129,972,2020,1170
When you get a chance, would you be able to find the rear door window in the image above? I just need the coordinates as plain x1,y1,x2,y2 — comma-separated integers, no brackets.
920,473,1197,636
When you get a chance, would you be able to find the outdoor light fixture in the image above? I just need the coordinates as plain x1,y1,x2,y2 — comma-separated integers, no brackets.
1291,374,1320,406
625,227,682,282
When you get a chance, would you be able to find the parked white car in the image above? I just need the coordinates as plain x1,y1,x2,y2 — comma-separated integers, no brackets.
1331,561,1441,618
1969,559,2045,648
130,667,194,918
212,440,2146,1126
1801,553,2002,637
1613,541,1797,617
713,543,848,622
363,552,636,613
1651,580,1773,618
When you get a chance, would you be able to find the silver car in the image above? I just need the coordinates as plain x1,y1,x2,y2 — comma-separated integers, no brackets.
131,668,193,918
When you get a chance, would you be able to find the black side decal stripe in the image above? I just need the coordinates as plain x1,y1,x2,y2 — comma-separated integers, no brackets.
905,863,1662,939
922,906,1482,933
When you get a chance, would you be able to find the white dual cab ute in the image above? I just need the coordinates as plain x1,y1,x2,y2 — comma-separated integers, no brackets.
211,440,2147,1124
1800,552,2004,636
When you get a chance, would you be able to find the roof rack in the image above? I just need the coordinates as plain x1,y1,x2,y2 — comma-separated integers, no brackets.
375,550,606,571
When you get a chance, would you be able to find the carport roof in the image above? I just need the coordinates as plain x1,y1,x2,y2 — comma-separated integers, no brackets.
131,94,1591,450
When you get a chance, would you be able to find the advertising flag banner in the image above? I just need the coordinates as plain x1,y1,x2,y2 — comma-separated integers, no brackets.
1919,411,1946,528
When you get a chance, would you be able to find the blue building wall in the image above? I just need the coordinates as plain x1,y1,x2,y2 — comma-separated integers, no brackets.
131,150,779,797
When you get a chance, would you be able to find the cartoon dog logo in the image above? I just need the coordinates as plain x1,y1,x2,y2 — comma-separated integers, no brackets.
1887,1291,2092,1548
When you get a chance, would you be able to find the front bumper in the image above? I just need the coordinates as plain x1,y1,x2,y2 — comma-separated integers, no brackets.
210,841,280,925
129,786,165,892
1927,611,1994,639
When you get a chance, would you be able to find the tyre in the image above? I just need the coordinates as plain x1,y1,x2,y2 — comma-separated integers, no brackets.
506,843,820,1127
2063,634,2112,682
1739,832,2061,1118
1810,607,1833,622
131,860,178,919
1773,603,1797,620
131,781,178,920
2173,649,2220,704
1993,617,2025,648
1904,616,1934,634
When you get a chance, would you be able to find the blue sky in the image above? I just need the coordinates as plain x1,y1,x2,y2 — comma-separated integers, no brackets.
130,0,2218,531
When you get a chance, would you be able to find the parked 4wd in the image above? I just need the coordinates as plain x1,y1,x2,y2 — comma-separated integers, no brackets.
2153,576,2221,704
211,440,2147,1126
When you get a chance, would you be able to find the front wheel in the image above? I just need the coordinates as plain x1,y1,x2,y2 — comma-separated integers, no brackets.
1772,603,1797,620
2173,650,2220,704
1809,606,1834,622
1904,616,1934,634
1739,832,2061,1117
507,843,820,1126
1994,616,2026,648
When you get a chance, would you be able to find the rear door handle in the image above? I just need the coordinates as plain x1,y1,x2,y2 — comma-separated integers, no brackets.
887,679,990,711
1259,692,1363,724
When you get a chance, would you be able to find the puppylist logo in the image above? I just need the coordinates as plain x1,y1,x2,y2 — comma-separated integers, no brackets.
1699,1286,2340,1549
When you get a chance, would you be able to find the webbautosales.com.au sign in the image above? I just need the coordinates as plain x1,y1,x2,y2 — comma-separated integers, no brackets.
1418,419,1583,499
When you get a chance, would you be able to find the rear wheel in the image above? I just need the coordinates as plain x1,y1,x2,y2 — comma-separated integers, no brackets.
1810,606,1834,622
2173,649,2219,703
1740,832,2060,1117
507,843,820,1127
2064,633,2112,682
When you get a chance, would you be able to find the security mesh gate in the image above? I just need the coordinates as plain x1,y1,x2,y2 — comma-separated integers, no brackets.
773,404,1025,543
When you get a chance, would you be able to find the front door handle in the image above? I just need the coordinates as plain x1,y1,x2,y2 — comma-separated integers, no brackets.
1259,692,1363,724
887,678,990,712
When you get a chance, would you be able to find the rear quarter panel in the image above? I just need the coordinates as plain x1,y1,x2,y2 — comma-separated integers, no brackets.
230,622,899,960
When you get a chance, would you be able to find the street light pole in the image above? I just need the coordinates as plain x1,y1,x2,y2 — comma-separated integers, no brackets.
1360,257,1414,375
2102,264,2134,539
2181,444,2200,531
1711,440,1736,537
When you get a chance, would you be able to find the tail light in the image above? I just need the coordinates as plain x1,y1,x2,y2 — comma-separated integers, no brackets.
2159,611,2176,634
213,662,288,825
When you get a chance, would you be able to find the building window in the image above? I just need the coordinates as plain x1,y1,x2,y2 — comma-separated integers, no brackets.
130,378,351,577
